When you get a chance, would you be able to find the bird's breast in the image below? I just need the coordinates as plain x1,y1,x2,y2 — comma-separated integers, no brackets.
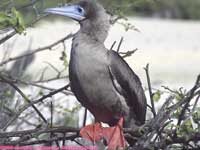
70,43,109,90
69,41,129,124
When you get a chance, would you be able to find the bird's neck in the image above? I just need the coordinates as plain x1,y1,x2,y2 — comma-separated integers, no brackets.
79,17,110,43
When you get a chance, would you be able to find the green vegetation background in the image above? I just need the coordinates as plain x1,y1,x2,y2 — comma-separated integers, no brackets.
1,0,200,26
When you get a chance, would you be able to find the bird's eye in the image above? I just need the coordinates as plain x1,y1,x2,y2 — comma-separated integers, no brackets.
77,6,83,13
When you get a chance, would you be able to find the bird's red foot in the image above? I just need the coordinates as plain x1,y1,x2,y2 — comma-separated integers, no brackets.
80,118,125,149
80,122,103,142
103,117,125,150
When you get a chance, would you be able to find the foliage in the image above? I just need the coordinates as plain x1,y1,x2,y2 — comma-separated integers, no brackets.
0,0,199,27
105,0,200,20
0,8,25,33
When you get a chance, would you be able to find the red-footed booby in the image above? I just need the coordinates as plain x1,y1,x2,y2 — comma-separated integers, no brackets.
45,0,147,149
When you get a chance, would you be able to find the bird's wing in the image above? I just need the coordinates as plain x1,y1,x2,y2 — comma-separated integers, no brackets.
108,50,146,124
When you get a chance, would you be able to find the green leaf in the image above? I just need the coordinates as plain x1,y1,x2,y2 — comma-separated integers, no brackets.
0,7,25,33
192,107,200,124
153,90,162,102
172,108,182,118
3,90,12,98
175,88,186,101
11,7,25,33
60,51,69,69
0,13,12,29
38,90,44,96
177,119,194,136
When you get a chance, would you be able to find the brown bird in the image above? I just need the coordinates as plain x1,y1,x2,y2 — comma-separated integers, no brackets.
45,0,147,149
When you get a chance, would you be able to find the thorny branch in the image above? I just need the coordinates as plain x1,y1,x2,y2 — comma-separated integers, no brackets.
0,75,48,124
0,33,74,66
133,74,200,149
1,84,70,131
0,70,199,149
1,73,72,95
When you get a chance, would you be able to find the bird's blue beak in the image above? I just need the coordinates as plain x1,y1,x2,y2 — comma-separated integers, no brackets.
44,5,86,21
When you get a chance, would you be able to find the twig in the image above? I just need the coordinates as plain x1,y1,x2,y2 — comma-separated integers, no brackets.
3,134,78,146
110,41,116,50
192,94,200,112
121,49,138,58
73,139,89,150
0,126,79,138
173,74,200,137
177,99,190,126
44,61,61,75
34,76,68,83
62,133,66,146
109,15,126,25
117,37,124,52
83,108,87,127
50,100,53,146
144,64,156,117
0,75,48,125
0,31,16,45
0,33,74,66
2,84,70,131
0,72,72,95
0,1,46,45
48,101,61,149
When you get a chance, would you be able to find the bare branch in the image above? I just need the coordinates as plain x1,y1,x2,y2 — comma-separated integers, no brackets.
121,48,138,58
144,64,156,117
0,74,48,125
0,33,74,66
0,31,16,45
110,41,116,50
82,108,87,127
117,37,124,52
0,72,199,149
2,84,69,131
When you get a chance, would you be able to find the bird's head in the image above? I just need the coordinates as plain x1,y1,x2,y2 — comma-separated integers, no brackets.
45,0,110,42
44,0,106,22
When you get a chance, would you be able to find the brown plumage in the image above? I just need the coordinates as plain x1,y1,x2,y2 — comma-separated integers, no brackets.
45,0,147,147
